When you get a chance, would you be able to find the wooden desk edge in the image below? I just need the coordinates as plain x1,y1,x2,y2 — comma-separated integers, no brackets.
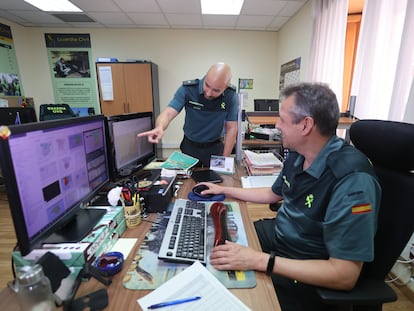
247,115,357,126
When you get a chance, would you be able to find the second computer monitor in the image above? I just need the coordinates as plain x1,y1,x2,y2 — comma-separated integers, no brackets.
0,107,37,125
106,112,155,181
254,99,279,112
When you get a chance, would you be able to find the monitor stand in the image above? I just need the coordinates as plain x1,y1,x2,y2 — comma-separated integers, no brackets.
43,208,106,244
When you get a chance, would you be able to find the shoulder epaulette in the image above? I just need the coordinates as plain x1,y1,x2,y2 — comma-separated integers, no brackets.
182,79,199,86
227,83,236,91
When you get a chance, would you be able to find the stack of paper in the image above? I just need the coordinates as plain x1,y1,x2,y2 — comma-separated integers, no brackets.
137,261,251,310
244,150,282,176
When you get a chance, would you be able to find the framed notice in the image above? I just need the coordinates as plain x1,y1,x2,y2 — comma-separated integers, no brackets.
238,78,253,90
45,33,99,113
279,57,301,91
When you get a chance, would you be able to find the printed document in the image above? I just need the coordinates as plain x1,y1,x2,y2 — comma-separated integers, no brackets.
137,261,251,310
241,174,279,188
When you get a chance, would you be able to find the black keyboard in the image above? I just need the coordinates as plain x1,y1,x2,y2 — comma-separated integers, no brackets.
158,199,207,264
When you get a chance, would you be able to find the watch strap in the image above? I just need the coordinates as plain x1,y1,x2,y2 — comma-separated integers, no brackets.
266,252,276,275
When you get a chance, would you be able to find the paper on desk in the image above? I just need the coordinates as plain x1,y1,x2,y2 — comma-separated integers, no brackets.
241,175,279,188
137,261,251,310
110,238,137,259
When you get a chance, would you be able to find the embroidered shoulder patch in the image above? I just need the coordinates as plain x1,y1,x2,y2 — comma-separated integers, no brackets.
183,79,199,86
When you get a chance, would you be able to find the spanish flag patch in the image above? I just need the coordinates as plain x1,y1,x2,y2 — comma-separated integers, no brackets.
352,203,372,214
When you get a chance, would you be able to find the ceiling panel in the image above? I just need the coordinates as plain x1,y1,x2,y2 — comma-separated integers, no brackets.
0,0,309,32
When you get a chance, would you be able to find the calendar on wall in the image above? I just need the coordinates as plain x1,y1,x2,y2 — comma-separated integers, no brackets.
279,57,301,91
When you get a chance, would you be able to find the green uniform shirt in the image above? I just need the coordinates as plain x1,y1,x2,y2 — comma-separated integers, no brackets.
168,77,238,143
272,136,381,261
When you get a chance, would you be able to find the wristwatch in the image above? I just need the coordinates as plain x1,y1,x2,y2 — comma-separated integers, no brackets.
266,251,276,275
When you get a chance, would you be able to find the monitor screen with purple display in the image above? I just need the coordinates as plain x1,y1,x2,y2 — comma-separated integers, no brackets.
106,112,155,181
0,115,110,255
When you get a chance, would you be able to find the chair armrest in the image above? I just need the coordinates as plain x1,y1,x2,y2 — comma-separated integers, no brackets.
317,279,397,305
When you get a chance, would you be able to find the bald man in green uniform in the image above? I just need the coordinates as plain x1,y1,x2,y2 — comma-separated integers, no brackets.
139,63,238,166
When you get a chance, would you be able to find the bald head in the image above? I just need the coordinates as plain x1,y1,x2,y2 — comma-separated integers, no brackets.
203,62,232,100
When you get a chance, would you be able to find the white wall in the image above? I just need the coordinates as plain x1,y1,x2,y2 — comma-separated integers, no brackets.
0,1,313,148
278,0,313,82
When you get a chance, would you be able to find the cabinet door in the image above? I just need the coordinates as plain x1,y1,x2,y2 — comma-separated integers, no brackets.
123,63,153,113
96,63,128,116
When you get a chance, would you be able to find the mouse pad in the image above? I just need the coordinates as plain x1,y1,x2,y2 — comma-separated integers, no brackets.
122,201,256,290
188,191,225,201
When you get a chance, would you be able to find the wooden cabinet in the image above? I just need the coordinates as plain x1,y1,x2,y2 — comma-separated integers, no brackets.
96,62,159,116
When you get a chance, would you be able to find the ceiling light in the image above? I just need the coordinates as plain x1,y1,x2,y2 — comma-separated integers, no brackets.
201,0,244,15
24,0,82,12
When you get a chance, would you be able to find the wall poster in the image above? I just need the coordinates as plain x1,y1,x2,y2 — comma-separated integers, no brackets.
238,78,254,90
279,57,301,91
0,23,23,97
45,33,99,114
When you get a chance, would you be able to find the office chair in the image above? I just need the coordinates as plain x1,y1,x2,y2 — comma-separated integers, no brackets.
317,119,414,311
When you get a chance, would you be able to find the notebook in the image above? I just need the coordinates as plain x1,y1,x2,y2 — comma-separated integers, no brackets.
191,170,223,183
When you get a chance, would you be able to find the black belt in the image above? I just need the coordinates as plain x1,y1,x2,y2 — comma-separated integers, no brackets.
184,136,221,148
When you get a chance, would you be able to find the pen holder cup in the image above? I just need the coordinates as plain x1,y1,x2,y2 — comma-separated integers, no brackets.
123,199,141,228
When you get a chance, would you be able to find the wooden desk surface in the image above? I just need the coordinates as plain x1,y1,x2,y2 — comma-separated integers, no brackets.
0,166,279,310
242,139,282,146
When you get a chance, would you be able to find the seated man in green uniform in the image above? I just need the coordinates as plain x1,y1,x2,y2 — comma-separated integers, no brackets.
138,62,238,166
201,82,382,311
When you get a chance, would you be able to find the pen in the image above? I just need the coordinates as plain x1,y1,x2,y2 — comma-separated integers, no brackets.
147,296,201,309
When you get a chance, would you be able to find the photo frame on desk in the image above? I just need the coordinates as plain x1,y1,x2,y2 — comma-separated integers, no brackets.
210,155,234,175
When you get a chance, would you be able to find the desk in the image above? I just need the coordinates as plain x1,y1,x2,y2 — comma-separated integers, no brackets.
0,165,279,310
242,139,282,149
246,113,356,128
246,113,357,143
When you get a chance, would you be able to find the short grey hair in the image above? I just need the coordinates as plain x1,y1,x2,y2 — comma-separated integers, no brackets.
281,82,340,136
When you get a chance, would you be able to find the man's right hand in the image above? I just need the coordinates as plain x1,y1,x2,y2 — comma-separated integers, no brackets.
137,127,164,144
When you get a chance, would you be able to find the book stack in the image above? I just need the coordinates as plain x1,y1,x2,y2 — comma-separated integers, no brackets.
160,151,199,178
243,149,283,176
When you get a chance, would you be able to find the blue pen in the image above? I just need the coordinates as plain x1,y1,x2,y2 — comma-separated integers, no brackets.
148,296,201,309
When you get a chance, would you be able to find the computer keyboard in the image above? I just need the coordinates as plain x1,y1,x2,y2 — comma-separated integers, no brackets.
158,199,207,264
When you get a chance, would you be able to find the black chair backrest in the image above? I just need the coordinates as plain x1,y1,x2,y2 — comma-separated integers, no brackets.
349,119,414,280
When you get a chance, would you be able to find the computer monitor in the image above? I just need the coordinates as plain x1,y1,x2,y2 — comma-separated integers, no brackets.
0,115,110,255
106,112,155,181
0,107,37,125
254,99,279,112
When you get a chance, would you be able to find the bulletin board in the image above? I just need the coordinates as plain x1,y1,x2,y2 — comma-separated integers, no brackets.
0,23,23,97
279,57,301,91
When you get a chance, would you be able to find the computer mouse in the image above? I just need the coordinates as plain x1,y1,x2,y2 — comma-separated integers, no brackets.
192,184,213,198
